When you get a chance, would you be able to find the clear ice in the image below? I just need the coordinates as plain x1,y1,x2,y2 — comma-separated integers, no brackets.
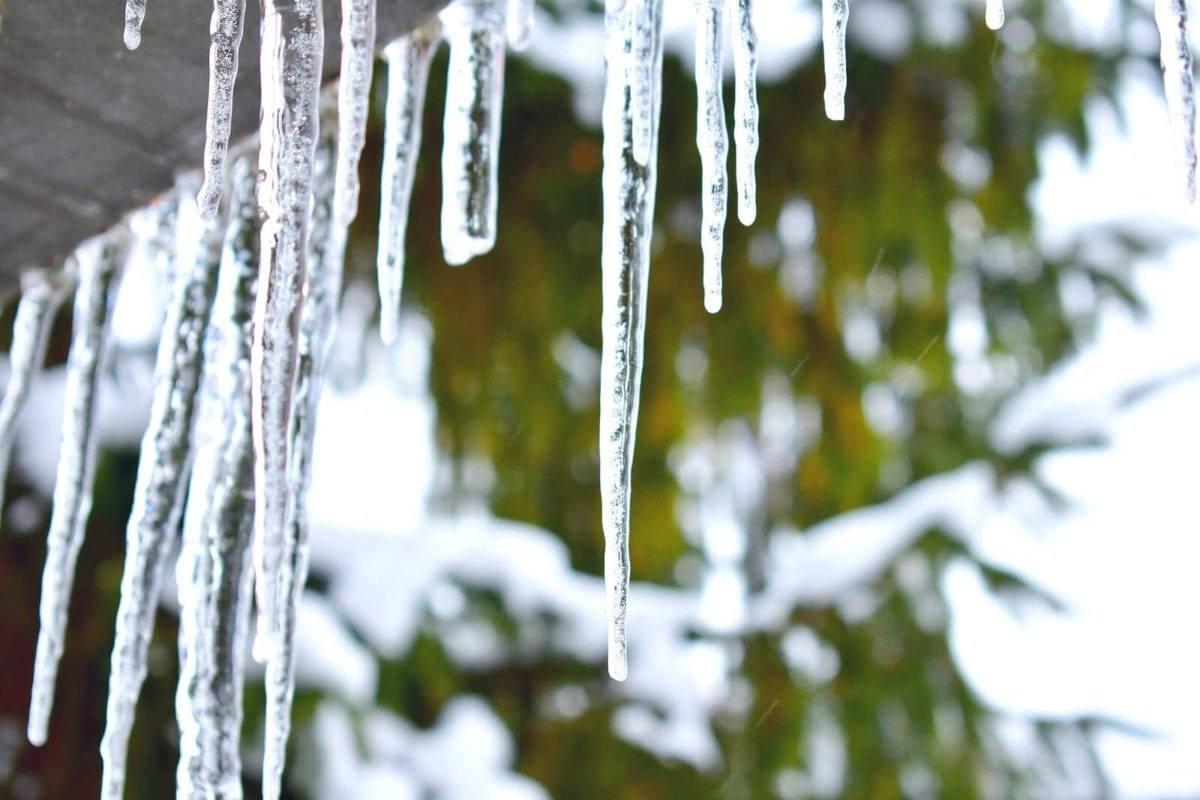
262,124,345,800
0,270,71,515
124,0,148,49
439,0,507,266
377,22,441,345
731,0,758,226
694,0,728,314
1156,0,1197,203
507,0,534,51
986,0,1005,29
99,188,224,800
197,0,248,219
28,232,129,746
630,0,659,166
333,0,378,225
174,155,259,800
252,0,325,663
822,0,849,121
599,0,665,681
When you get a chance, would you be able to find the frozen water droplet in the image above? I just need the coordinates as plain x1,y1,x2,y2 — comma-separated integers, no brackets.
439,0,507,266
599,0,665,681
332,0,379,225
100,186,224,800
1156,0,1197,202
985,0,1005,30
28,232,129,746
0,270,72,516
377,22,441,345
252,0,325,663
822,0,849,121
197,0,248,219
174,155,259,799
730,0,759,226
124,0,147,49
694,0,728,314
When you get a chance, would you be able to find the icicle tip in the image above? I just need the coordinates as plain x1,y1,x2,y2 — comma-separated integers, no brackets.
608,653,628,682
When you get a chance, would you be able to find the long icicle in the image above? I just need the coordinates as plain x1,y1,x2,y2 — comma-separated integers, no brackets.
0,270,72,515
694,0,728,314
198,0,248,219
99,189,224,800
28,232,129,746
174,155,259,800
599,0,665,681
1156,0,1197,203
332,0,378,225
252,0,325,663
730,0,758,226
439,0,507,266
124,0,148,49
262,120,345,800
822,0,849,121
377,21,442,345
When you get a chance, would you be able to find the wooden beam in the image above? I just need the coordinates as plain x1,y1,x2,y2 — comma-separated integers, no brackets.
0,0,447,294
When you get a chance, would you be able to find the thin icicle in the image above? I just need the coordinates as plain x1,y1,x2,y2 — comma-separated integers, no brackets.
599,0,665,681
174,155,259,800
1156,0,1197,203
124,0,148,49
28,233,129,746
99,190,224,800
0,270,72,515
506,0,534,50
377,22,441,345
332,0,378,225
197,0,248,219
730,0,758,226
262,127,345,800
694,0,728,314
822,0,849,121
252,0,325,663
985,0,1005,30
439,0,507,266
630,0,658,166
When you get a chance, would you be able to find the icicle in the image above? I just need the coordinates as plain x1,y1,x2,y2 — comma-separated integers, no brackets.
439,0,507,266
730,0,758,226
28,232,129,746
99,190,224,800
252,0,325,663
124,0,148,49
0,270,72,515
197,0,248,219
506,0,534,50
262,124,345,800
174,155,259,800
822,0,849,121
694,0,728,314
1156,0,1198,203
985,0,1004,30
630,0,658,166
332,0,378,225
377,22,441,345
599,0,665,681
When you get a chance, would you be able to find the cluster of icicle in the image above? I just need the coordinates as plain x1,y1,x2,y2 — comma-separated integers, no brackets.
4,0,1195,793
